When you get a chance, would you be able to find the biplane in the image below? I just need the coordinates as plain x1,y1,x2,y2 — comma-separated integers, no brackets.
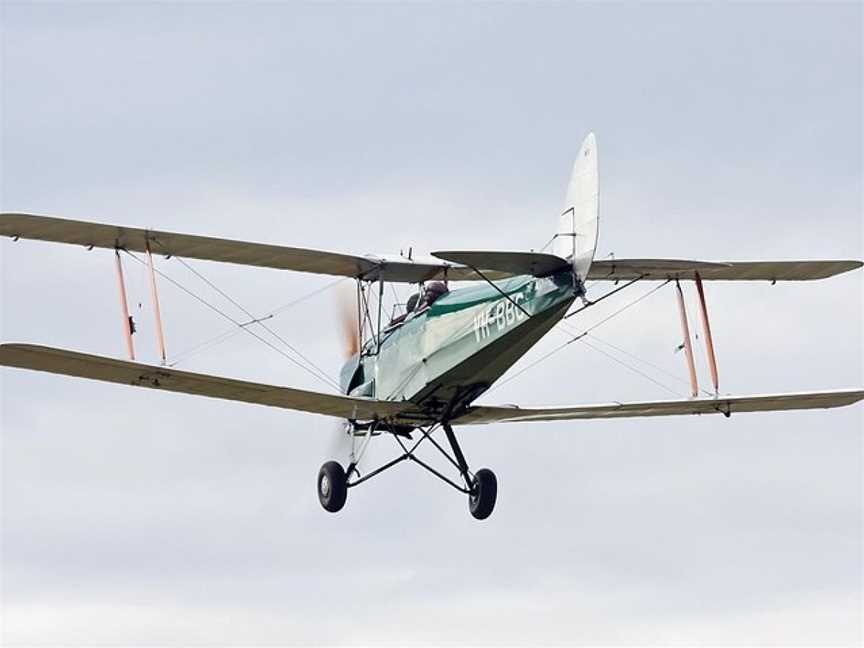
1,133,862,520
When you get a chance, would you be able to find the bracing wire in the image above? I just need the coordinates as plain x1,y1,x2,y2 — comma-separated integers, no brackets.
488,280,679,395
171,257,340,386
170,276,346,367
122,250,341,391
557,279,670,339
556,280,685,396
561,281,716,397
585,333,715,398
578,337,684,398
486,337,579,392
538,234,557,254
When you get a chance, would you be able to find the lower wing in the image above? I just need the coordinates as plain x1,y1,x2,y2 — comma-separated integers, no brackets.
3,344,861,426
456,390,864,424
0,344,407,421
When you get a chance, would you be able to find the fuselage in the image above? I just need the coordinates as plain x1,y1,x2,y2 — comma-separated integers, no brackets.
341,269,578,422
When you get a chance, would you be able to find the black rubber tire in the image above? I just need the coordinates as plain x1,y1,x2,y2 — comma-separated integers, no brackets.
317,461,348,513
469,468,497,520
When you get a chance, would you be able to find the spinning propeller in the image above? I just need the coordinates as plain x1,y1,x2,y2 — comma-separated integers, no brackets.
326,287,365,471
337,287,360,359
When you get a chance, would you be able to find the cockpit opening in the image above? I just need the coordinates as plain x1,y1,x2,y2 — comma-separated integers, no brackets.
386,281,450,329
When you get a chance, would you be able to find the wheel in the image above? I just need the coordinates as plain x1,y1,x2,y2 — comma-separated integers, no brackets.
469,468,497,520
317,461,347,513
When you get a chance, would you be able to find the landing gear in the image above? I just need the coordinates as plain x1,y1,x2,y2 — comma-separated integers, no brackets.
317,421,497,520
469,468,497,520
441,423,498,520
317,461,347,513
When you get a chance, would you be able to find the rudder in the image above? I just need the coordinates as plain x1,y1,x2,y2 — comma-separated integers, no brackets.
552,132,599,288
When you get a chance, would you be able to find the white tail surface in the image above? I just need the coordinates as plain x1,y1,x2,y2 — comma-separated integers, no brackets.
553,132,599,284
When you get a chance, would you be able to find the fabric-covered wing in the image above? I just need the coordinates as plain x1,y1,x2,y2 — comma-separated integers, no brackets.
588,259,862,282
0,213,499,283
456,390,864,424
0,344,408,421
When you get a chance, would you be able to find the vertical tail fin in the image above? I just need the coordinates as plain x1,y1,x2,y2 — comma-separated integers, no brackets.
552,132,599,286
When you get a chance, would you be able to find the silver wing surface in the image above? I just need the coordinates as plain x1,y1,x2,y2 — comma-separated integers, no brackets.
587,259,862,281
0,344,408,421
0,213,508,283
3,345,861,425
3,214,859,283
456,390,864,424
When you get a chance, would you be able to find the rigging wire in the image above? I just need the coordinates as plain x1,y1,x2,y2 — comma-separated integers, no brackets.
486,336,579,393
538,234,557,253
171,256,339,386
487,279,679,395
562,276,643,320
122,250,341,391
358,282,374,346
169,276,346,367
555,280,685,396
560,280,716,397
169,327,242,367
577,337,684,398
557,279,670,339
585,333,715,398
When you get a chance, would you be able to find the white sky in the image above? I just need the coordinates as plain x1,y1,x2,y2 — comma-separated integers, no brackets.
1,3,862,646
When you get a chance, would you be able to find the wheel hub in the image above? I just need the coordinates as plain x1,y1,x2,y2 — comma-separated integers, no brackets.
320,474,331,498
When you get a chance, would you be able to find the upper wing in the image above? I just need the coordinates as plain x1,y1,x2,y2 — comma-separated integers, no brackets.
0,344,408,421
5,214,859,283
456,390,864,424
588,259,863,281
0,213,506,283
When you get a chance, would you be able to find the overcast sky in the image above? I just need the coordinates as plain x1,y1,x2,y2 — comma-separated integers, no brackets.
1,3,862,646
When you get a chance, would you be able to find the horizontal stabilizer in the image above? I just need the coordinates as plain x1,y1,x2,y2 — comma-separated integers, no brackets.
456,390,864,424
432,250,570,277
588,258,862,282
0,344,408,421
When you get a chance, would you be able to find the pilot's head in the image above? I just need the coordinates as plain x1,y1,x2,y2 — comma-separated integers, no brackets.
420,281,449,308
